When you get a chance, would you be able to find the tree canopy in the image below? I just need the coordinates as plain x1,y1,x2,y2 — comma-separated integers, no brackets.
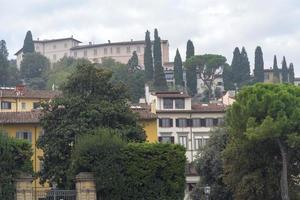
273,55,280,83
185,40,197,96
0,40,9,86
254,46,264,83
288,63,295,84
22,31,34,54
144,30,154,82
281,56,289,83
174,49,184,87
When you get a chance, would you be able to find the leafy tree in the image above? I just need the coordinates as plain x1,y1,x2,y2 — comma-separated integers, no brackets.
0,133,33,199
71,130,186,200
127,51,139,70
174,49,184,87
225,84,300,200
37,64,146,188
281,57,289,83
7,59,21,86
186,54,226,100
144,30,154,82
20,53,50,89
222,63,235,90
153,29,168,91
23,30,34,54
273,55,280,83
185,40,197,95
288,63,295,84
0,40,9,86
254,46,264,82
191,129,233,200
240,47,251,86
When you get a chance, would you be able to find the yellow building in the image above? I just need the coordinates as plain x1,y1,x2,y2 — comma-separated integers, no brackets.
131,105,158,143
0,111,46,190
0,85,60,112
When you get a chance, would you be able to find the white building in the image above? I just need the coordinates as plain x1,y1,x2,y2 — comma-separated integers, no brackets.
196,74,224,96
15,36,170,69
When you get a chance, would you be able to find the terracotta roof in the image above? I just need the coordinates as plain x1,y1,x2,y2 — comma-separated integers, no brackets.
154,92,190,98
0,88,61,99
70,40,168,50
0,111,42,124
191,103,226,112
131,107,157,120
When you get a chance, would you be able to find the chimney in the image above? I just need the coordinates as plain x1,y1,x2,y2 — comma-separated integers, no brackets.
108,40,111,43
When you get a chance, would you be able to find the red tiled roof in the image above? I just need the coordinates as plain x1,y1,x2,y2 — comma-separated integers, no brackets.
191,103,226,112
131,105,156,120
154,92,190,98
0,88,61,99
0,111,42,124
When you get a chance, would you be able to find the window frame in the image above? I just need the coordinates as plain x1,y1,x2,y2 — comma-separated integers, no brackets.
1,101,12,109
175,98,185,109
163,98,173,109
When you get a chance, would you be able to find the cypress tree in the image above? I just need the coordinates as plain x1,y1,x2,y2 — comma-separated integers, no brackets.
0,40,9,85
222,64,234,90
231,47,241,87
153,29,167,91
23,31,35,54
174,49,184,86
128,51,139,70
288,63,295,84
240,47,251,86
254,46,264,82
273,55,280,83
144,30,153,82
281,56,288,83
185,40,197,95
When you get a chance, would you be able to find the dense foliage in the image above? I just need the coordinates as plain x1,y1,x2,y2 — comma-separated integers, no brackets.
22,30,34,54
71,130,186,200
289,63,295,84
0,134,33,199
37,64,146,188
185,40,197,95
174,49,184,87
254,46,264,83
281,56,289,83
144,30,154,82
224,84,300,200
273,55,280,83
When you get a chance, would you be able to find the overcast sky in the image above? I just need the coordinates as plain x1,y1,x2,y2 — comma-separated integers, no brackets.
1,0,300,75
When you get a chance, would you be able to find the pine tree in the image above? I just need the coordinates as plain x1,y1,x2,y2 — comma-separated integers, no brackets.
185,40,197,95
240,47,251,86
144,30,153,82
254,46,264,82
0,40,9,86
231,47,241,87
127,51,139,71
23,31,34,54
288,63,295,84
281,56,289,83
174,49,184,87
153,29,167,91
273,55,280,83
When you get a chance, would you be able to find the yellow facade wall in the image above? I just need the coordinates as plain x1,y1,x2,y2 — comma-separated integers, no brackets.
0,123,46,189
0,97,44,112
139,119,158,143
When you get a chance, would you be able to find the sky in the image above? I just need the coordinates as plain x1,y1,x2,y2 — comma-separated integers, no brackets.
1,0,300,75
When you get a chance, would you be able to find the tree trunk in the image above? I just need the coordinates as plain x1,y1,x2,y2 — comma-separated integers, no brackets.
276,139,289,200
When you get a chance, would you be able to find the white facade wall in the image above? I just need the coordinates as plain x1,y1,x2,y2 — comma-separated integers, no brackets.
197,76,224,95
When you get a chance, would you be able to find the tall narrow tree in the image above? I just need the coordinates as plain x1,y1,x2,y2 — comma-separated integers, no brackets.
23,31,35,54
127,51,139,70
185,40,197,95
281,56,288,83
288,63,295,84
230,47,241,87
254,46,264,82
144,30,153,82
273,55,280,83
153,29,167,91
240,47,251,86
174,49,184,87
0,40,9,85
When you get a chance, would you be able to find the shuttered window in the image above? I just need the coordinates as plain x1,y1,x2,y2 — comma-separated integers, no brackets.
16,131,32,142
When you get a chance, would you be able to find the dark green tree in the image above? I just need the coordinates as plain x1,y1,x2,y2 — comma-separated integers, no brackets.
254,46,264,82
288,63,295,84
231,47,241,86
185,40,197,95
191,129,233,200
174,49,184,87
273,55,280,83
240,47,251,86
225,84,300,200
153,29,167,91
23,31,35,54
127,51,139,70
20,53,50,89
0,40,9,86
7,59,21,86
37,64,146,188
281,56,289,83
144,30,154,82
222,63,234,90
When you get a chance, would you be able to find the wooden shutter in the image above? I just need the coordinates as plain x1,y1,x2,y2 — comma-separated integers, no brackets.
170,118,173,127
171,136,175,144
176,119,179,127
159,119,162,127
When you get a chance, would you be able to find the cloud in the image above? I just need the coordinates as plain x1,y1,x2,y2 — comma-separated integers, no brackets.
1,0,300,74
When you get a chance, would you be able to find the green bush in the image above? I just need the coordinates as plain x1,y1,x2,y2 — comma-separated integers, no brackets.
0,133,33,199
71,129,186,200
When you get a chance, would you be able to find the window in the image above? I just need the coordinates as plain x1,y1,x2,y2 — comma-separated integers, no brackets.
16,131,32,142
192,119,201,127
175,99,185,109
1,101,11,109
116,47,120,54
137,46,141,53
94,49,98,56
194,136,210,150
21,102,26,110
74,51,77,57
159,118,173,127
33,102,40,109
217,81,223,86
53,44,56,49
158,136,174,144
206,118,213,127
176,118,189,127
126,46,131,53
264,73,269,80
104,48,107,54
213,118,219,126
53,54,56,61
165,73,174,81
84,50,87,57
1,131,8,137
163,98,173,109
178,135,188,149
